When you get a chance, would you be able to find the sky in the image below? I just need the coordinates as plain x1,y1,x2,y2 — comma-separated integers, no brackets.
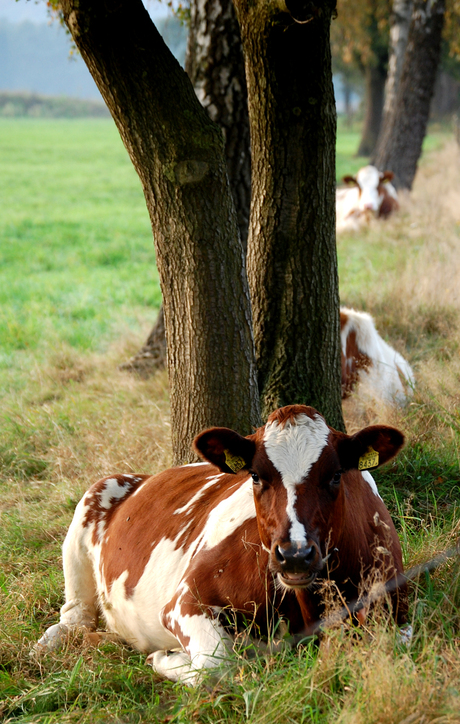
0,1,184,100
0,0,170,23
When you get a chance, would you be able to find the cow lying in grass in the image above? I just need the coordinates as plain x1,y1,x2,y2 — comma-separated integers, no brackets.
336,166,399,233
341,307,414,404
36,405,407,683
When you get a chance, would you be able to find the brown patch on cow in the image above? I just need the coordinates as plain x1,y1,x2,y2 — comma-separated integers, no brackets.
265,404,318,429
377,184,399,218
99,465,256,598
341,328,372,398
82,475,150,547
159,519,307,640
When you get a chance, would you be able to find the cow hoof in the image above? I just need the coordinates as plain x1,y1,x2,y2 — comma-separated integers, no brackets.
32,623,71,655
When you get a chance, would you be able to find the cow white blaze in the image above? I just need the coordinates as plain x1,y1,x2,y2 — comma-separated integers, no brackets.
263,414,330,545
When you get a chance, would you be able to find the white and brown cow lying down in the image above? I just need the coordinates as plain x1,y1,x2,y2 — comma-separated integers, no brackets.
36,405,408,683
341,307,414,404
336,165,399,233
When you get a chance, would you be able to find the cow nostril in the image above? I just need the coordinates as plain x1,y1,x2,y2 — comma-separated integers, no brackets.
304,545,316,563
275,545,286,564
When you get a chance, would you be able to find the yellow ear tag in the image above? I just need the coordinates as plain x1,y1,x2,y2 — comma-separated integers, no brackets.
358,446,379,471
224,450,246,473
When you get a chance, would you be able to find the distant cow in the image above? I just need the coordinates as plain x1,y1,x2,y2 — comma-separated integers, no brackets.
36,405,407,683
336,166,399,232
341,307,414,403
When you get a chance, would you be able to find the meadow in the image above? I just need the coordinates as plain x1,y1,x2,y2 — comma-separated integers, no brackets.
1,116,460,723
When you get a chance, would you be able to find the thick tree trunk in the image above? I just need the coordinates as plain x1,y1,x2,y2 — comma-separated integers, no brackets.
356,59,387,157
124,0,251,378
236,0,345,431
374,0,445,189
60,0,260,463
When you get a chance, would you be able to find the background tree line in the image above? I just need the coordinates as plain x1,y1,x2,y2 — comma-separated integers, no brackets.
45,0,460,464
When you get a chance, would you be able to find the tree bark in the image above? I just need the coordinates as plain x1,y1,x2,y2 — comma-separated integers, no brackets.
373,0,413,163
123,0,251,378
119,306,166,377
60,0,260,463
356,57,387,157
374,0,445,189
384,0,413,117
186,0,251,250
236,0,345,431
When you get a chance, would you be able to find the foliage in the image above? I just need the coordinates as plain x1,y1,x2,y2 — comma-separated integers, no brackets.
0,91,109,118
332,0,391,72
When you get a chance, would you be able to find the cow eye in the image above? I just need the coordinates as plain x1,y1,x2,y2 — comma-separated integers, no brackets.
251,472,261,484
331,470,342,487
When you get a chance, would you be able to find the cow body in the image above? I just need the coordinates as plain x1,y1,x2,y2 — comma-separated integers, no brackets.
336,166,399,233
340,307,414,403
37,406,407,683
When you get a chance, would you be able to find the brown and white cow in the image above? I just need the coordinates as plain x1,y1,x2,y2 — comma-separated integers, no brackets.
36,405,407,683
336,166,399,233
340,307,414,403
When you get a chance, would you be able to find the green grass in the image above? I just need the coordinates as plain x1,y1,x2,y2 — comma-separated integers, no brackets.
0,118,160,374
1,118,460,723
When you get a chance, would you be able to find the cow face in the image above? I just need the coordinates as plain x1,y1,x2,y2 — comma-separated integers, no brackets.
194,405,404,591
343,166,395,217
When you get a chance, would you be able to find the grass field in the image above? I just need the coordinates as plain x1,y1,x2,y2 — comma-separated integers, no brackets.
1,117,460,723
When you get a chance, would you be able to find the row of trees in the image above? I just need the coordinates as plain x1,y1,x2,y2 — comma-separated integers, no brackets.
51,0,455,463
57,0,344,464
333,0,452,190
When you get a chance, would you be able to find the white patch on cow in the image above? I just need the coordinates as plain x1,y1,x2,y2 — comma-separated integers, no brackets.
197,477,255,551
99,478,131,509
356,165,381,211
263,414,330,545
341,306,414,403
361,470,382,499
173,474,224,516
182,462,210,468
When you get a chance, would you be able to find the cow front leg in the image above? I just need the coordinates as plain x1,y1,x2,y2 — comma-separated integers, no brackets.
147,586,233,684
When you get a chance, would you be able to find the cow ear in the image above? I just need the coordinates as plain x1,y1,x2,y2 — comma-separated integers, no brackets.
193,428,256,474
337,425,404,472
380,170,394,183
342,175,358,186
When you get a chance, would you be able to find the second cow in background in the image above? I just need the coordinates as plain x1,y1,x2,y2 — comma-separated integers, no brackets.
336,166,399,233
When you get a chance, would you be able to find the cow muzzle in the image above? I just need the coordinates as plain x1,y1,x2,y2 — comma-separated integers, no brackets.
272,540,322,589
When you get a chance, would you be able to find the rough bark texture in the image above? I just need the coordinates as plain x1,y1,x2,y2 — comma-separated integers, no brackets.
356,56,387,157
374,0,445,189
60,0,260,463
373,0,413,163
384,0,413,117
119,306,166,377
236,0,345,431
186,0,251,249
123,0,251,377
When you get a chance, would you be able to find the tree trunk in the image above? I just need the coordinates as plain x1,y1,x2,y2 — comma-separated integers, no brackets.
373,0,413,163
356,59,387,157
374,0,445,189
430,70,460,118
123,0,251,378
60,0,260,464
186,0,251,250
236,0,345,431
119,306,166,377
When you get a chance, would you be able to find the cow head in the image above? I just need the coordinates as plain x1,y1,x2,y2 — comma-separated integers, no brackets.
343,166,395,217
194,405,404,590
